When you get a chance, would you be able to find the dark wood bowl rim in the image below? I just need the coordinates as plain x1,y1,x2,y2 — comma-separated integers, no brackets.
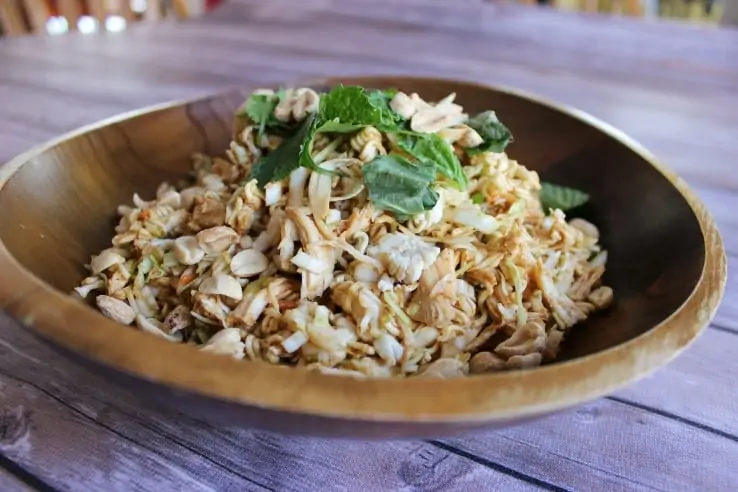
0,76,727,424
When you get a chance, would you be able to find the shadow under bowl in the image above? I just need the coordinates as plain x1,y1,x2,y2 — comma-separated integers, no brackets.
0,76,726,439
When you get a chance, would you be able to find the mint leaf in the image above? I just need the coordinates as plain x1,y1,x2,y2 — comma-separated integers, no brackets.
296,116,343,174
296,85,406,174
366,88,405,130
394,131,468,189
319,85,379,125
314,118,365,134
237,91,297,140
466,110,513,155
249,85,408,188
319,85,404,132
367,88,398,103
539,182,589,212
362,155,438,217
250,115,315,187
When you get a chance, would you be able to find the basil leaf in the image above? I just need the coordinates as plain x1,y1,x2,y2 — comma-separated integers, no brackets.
250,115,316,187
539,182,590,212
466,110,513,155
362,155,438,217
394,131,468,189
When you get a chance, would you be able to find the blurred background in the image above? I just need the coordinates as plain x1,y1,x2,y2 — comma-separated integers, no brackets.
0,0,736,36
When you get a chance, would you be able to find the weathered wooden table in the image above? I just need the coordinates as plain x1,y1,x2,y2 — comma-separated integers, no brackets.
1,1,737,490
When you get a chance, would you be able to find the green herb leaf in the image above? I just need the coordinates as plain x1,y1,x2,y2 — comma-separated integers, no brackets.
367,88,398,103
297,116,341,174
249,85,408,188
471,192,485,204
366,88,404,130
394,131,468,189
241,94,275,124
539,182,590,212
250,115,316,187
314,118,365,134
237,91,297,140
466,110,513,155
297,86,406,174
319,85,404,132
362,155,439,217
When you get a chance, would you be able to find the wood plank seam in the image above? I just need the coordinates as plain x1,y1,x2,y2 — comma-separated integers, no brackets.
606,397,738,444
428,440,570,492
0,370,276,492
710,322,738,335
129,419,278,491
0,452,60,492
2,357,558,491
471,433,665,492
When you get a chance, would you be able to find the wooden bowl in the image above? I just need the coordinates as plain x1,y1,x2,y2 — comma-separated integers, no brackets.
0,76,726,439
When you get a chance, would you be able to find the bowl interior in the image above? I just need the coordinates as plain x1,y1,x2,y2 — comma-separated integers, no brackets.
0,77,705,366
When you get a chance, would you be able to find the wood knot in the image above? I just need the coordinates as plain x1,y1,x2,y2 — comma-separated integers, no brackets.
399,445,463,488
0,406,31,446
574,404,601,423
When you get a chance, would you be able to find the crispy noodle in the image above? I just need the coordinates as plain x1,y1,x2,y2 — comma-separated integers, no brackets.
74,87,614,379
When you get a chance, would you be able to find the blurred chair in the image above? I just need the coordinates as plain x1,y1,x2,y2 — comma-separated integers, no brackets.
0,0,202,36
489,0,645,16
552,0,645,16
514,0,728,21
591,0,645,16
659,0,725,23
724,0,738,24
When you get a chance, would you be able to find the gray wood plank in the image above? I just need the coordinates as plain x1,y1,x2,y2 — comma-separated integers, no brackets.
441,397,738,492
614,324,738,436
0,464,34,492
0,377,226,491
0,379,540,492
